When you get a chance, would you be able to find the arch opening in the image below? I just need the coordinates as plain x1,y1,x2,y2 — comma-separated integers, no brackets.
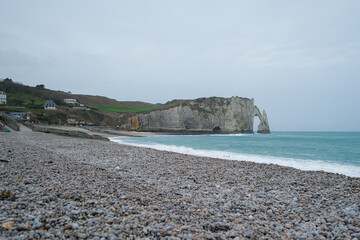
213,126,221,133
253,116,260,133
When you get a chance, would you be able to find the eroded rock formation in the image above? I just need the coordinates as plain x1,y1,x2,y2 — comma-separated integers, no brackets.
122,97,270,133
255,107,270,133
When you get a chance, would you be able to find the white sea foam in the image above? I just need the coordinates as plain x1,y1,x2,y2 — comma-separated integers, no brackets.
110,137,360,178
208,133,248,137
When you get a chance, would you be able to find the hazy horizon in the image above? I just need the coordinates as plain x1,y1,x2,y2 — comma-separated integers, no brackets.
1,1,359,131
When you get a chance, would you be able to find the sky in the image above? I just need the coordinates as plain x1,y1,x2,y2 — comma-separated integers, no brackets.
1,1,359,131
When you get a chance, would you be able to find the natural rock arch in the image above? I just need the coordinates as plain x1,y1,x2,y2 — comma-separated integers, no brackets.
254,106,270,133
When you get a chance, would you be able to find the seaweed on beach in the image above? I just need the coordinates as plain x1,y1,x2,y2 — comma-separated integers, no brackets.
0,189,16,201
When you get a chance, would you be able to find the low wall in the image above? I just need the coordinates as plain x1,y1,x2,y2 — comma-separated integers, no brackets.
0,113,19,131
34,125,109,141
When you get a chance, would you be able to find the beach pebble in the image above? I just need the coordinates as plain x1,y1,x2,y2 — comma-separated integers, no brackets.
2,221,14,229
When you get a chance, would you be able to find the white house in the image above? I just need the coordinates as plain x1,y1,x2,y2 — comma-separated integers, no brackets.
0,91,6,104
64,99,78,105
43,100,57,110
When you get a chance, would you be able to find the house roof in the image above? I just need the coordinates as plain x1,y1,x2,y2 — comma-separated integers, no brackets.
43,100,57,107
10,112,26,115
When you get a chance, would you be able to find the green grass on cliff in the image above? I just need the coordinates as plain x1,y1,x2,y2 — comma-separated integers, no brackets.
6,93,45,106
95,104,158,113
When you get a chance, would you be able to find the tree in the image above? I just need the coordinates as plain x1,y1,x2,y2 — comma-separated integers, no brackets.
2,78,13,83
36,84,45,89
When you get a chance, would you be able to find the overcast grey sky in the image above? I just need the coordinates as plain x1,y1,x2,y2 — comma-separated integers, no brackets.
1,1,359,131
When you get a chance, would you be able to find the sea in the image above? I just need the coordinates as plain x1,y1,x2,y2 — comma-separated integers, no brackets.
110,132,360,178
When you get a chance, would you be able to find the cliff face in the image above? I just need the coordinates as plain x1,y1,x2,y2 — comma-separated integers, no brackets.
123,97,270,133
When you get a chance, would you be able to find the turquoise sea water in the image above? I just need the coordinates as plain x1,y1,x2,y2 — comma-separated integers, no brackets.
110,132,360,178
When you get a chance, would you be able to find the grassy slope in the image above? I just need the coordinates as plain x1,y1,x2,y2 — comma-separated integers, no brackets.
6,92,45,106
0,80,157,113
94,104,158,113
71,94,156,110
0,80,159,126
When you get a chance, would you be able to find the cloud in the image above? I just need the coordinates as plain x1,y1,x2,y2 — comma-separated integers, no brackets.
234,43,359,69
1,0,360,130
0,48,41,70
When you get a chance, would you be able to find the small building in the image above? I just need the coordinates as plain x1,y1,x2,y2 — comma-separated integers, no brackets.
64,99,78,105
0,91,6,104
43,100,57,110
10,112,26,120
25,112,37,122
9,112,36,122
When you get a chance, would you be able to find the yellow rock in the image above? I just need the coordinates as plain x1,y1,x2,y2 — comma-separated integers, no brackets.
130,116,139,130
2,221,14,229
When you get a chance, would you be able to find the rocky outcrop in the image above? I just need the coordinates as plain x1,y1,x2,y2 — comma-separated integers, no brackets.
255,107,270,133
123,97,270,133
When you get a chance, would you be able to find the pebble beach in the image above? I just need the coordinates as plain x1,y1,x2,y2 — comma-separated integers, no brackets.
1,131,360,239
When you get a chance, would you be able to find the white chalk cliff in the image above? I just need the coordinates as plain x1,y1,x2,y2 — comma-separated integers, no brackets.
124,97,270,133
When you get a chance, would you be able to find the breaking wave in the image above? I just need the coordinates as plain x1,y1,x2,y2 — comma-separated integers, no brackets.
110,137,360,178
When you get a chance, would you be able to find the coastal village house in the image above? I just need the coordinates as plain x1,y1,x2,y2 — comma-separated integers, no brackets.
64,99,78,105
43,100,57,110
0,91,6,104
64,98,86,108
